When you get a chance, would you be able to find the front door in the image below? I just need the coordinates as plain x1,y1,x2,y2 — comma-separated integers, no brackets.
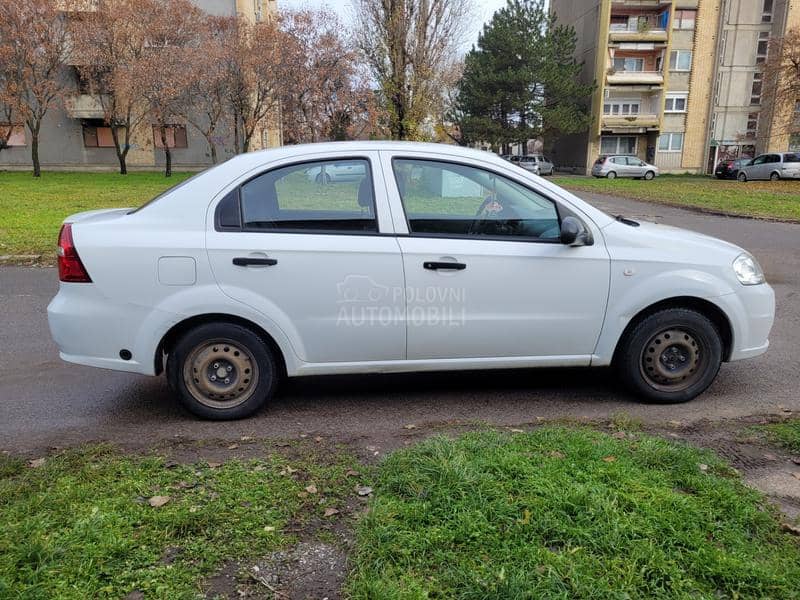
386,156,610,362
206,155,405,364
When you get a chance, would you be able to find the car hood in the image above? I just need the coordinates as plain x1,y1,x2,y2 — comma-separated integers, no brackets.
601,218,745,265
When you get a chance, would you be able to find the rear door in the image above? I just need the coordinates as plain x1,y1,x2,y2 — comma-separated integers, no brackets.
206,152,406,364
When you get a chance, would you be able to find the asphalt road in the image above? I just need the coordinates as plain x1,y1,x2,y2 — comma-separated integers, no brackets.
1,192,798,453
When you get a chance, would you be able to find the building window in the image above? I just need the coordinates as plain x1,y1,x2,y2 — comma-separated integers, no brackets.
746,113,760,138
0,123,26,147
750,72,763,105
673,10,696,30
762,0,773,23
789,134,800,152
152,125,188,149
658,132,684,152
741,145,756,158
612,57,645,72
82,122,117,148
603,101,641,115
664,93,688,113
756,32,769,64
600,136,637,155
669,50,692,71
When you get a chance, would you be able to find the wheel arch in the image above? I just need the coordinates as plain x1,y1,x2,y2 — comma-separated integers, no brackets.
155,313,287,378
611,296,734,364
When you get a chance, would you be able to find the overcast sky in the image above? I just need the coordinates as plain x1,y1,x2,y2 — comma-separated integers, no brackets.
278,0,511,51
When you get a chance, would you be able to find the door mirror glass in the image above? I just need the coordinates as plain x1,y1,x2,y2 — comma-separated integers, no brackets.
560,216,590,246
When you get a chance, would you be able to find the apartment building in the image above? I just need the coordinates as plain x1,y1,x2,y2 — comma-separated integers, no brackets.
0,0,280,171
551,0,800,174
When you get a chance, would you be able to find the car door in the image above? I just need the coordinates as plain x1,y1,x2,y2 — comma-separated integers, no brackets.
382,153,610,362
611,156,630,176
206,153,406,364
748,155,768,179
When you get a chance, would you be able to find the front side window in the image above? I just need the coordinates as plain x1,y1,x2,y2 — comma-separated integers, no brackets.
669,50,692,71
392,159,560,241
239,159,377,233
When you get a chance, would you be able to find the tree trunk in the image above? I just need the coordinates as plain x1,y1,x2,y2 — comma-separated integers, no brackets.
159,125,172,177
31,126,41,178
111,126,128,175
209,142,218,165
233,113,241,154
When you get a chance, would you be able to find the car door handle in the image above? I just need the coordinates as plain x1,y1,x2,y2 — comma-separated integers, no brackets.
424,261,466,271
232,257,278,267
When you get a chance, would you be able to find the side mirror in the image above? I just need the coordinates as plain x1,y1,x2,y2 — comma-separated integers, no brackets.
560,216,591,246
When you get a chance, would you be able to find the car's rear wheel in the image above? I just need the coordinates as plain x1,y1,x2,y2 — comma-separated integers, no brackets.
167,322,278,419
737,172,747,182
606,171,617,179
615,308,723,404
770,172,780,181
644,170,655,180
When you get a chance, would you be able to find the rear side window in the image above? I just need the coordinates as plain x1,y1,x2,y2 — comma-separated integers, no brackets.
238,159,377,233
783,153,800,163
594,157,606,165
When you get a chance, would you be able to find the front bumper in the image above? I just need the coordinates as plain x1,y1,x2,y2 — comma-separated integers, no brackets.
715,283,775,361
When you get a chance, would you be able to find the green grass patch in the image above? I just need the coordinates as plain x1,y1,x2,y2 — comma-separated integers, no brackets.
0,171,192,259
752,419,800,454
553,175,800,222
347,427,800,599
0,445,359,599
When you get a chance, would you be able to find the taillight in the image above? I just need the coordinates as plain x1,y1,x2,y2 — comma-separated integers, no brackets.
57,223,92,283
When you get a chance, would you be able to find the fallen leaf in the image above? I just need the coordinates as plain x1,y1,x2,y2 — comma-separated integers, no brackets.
305,484,318,494
791,457,800,465
366,445,379,452
763,453,778,461
263,525,276,532
792,473,800,481
698,463,709,472
300,434,308,438
227,444,239,450
286,466,298,474
28,458,46,468
356,486,373,497
509,428,524,433
207,461,222,469
403,424,417,430
297,491,309,499
148,496,171,508
314,436,323,443
602,456,617,463
549,451,564,459
324,507,340,517
668,420,682,427
612,432,627,439
345,469,359,477
520,509,531,525
781,522,800,536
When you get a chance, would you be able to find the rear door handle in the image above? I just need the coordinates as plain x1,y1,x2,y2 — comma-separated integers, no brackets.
233,257,278,267
424,261,466,271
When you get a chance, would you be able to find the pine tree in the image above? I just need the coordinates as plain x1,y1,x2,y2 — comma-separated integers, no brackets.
455,0,594,152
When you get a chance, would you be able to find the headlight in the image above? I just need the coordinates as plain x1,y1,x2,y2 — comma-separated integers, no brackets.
733,253,765,285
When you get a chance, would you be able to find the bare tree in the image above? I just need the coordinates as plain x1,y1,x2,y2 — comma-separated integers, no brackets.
135,0,204,176
182,15,237,164
763,28,800,141
227,19,285,153
0,0,71,176
0,43,16,155
69,0,160,175
354,0,473,140
281,8,377,144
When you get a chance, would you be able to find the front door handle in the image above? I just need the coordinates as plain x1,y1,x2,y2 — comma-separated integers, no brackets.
424,261,466,271
233,257,278,267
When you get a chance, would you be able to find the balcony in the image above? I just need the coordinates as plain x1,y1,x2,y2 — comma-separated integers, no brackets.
609,11,670,42
64,95,106,119
601,114,660,130
606,70,664,86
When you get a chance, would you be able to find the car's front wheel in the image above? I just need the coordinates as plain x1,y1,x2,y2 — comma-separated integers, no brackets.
644,170,655,180
738,172,747,182
167,322,278,419
615,308,723,404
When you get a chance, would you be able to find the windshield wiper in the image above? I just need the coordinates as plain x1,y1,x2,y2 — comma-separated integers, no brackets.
615,215,640,227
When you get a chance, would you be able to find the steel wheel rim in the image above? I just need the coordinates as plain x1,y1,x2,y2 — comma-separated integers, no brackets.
639,328,704,392
183,338,259,409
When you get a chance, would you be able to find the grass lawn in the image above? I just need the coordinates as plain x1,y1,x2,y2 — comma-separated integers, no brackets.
0,444,359,599
348,428,800,599
553,175,800,222
752,419,800,454
0,171,192,260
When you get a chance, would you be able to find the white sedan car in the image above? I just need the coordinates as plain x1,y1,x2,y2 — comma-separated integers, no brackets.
48,142,775,419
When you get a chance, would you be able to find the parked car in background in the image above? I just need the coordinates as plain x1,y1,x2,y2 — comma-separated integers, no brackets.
500,154,513,162
592,155,659,180
306,161,366,183
48,142,773,419
715,158,752,180
736,152,800,181
513,154,555,176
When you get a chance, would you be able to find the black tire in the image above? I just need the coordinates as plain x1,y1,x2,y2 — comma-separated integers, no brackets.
167,322,278,420
615,308,723,404
737,172,747,182
606,171,617,179
644,170,655,180
770,172,780,181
